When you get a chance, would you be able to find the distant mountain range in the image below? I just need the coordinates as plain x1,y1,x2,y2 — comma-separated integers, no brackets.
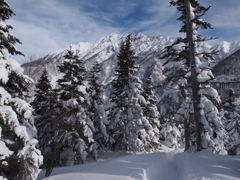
22,33,240,100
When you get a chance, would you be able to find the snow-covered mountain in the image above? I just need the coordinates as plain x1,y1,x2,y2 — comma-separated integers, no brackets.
22,33,240,98
22,33,175,85
212,41,240,63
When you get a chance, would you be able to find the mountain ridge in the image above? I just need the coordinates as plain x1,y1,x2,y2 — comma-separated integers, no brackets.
22,33,240,99
22,33,176,84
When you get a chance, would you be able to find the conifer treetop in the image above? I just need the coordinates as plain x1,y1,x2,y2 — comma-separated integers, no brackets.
0,0,24,56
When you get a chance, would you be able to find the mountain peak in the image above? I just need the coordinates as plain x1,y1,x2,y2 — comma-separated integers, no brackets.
213,40,240,62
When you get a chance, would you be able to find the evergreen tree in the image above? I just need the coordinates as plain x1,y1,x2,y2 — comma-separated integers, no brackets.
108,34,160,152
31,69,52,115
0,0,23,57
160,0,227,153
142,77,161,149
88,62,109,150
43,90,59,177
53,49,95,167
31,69,56,176
0,1,42,179
223,89,240,155
157,67,185,148
57,49,86,100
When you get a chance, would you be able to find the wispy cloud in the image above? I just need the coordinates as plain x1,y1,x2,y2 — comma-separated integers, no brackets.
9,19,64,62
6,0,240,63
79,0,139,22
134,1,181,37
200,0,240,42
8,0,123,62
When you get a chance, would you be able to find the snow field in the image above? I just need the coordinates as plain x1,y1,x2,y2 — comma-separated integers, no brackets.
39,149,240,180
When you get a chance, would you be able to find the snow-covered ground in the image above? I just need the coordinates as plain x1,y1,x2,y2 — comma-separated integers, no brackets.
39,148,240,180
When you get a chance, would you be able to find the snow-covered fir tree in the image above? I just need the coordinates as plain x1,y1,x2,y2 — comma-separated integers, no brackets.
31,69,52,115
142,77,161,150
31,69,56,176
87,62,109,150
160,0,227,154
53,49,96,167
223,89,240,155
158,63,185,148
108,34,161,152
0,1,42,179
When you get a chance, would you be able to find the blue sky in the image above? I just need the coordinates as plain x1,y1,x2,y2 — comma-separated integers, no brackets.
7,0,240,63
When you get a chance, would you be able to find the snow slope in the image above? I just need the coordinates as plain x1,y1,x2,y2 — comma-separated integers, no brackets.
39,149,240,180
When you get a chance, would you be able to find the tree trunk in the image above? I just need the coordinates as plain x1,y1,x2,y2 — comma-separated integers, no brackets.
184,116,190,151
184,0,202,151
